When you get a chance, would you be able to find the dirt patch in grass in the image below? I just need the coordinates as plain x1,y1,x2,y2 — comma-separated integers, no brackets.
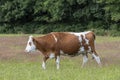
0,35,120,66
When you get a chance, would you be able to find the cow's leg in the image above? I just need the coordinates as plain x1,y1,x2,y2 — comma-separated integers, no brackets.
81,53,88,68
42,56,49,69
55,56,60,69
92,51,101,66
90,40,101,67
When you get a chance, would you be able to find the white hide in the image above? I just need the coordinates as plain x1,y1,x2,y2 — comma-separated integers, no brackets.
42,61,46,69
80,46,85,52
92,53,101,64
60,50,64,54
25,35,36,53
82,55,88,67
70,31,91,53
51,34,58,42
87,46,91,52
71,31,90,44
49,53,55,59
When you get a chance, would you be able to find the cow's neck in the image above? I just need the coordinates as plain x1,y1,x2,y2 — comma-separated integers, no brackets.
33,38,46,54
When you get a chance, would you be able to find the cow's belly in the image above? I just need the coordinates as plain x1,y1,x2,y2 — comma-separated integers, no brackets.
60,42,80,55
60,43,90,55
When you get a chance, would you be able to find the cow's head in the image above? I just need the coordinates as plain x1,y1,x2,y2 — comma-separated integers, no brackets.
25,35,36,53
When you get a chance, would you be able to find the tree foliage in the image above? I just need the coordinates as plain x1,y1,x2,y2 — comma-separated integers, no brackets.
0,0,120,36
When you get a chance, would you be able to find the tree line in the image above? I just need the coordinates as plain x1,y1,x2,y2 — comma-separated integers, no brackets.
0,0,120,36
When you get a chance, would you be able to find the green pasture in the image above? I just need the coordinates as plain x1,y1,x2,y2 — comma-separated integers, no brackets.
0,61,120,80
0,34,38,36
0,34,120,80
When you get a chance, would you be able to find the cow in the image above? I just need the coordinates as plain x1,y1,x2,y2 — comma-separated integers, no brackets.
25,31,101,69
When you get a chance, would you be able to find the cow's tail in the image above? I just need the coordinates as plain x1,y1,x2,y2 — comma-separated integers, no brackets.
93,32,96,40
91,31,96,60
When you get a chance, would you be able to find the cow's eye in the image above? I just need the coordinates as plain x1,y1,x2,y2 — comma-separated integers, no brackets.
29,42,32,46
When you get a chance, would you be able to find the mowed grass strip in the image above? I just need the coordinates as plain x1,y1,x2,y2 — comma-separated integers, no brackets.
0,34,42,37
96,36,120,43
0,61,120,80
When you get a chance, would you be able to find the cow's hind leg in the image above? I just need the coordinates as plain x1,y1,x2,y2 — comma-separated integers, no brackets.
81,53,88,68
42,56,49,69
92,51,101,66
90,39,101,67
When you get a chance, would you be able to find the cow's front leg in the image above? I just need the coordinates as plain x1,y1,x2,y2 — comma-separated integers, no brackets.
42,56,49,69
55,56,60,69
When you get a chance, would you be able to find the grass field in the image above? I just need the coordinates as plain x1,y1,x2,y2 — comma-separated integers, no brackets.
0,34,120,80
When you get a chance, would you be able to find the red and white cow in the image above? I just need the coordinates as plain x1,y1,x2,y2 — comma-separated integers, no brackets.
25,31,101,69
